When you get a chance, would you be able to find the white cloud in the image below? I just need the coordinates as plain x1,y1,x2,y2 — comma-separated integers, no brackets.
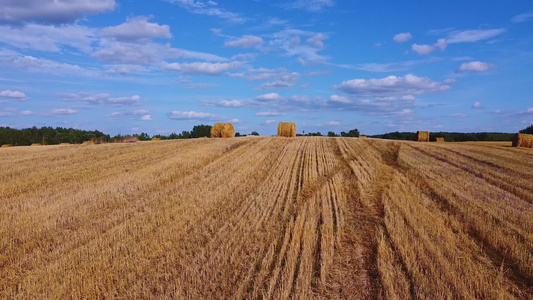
447,29,505,43
393,32,412,43
255,93,285,101
229,118,241,123
92,42,226,65
472,101,483,109
0,23,96,53
21,110,33,115
434,38,447,51
224,35,263,48
0,0,116,24
451,113,467,118
140,114,152,121
228,67,300,89
207,99,244,107
458,61,494,72
60,93,141,105
330,95,351,104
401,95,416,101
168,0,246,23
0,112,12,117
265,119,277,124
327,121,340,126
100,16,172,44
307,33,327,49
335,74,451,97
512,12,533,23
50,108,78,115
283,0,334,12
411,44,436,55
0,90,28,100
0,49,95,76
527,107,533,113
169,110,216,119
164,61,243,75
256,111,286,116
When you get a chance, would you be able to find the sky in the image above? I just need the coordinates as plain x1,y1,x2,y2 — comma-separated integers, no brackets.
0,0,532,136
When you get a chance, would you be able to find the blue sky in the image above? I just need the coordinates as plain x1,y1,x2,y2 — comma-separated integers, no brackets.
0,0,532,136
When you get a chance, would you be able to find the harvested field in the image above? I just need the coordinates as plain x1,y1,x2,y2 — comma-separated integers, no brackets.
0,138,531,299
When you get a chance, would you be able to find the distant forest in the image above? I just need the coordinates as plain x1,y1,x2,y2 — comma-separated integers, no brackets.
1,125,531,146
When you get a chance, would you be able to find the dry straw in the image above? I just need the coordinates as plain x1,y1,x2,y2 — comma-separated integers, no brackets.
31,143,42,146
359,135,367,139
151,137,162,141
82,141,95,145
436,137,445,142
512,133,533,148
59,143,70,146
211,123,235,138
1,144,13,148
416,131,429,142
277,122,296,137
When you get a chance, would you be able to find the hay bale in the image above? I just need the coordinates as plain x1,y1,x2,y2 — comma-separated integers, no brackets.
436,137,445,143
359,135,367,139
1,144,13,148
31,143,42,146
59,143,71,146
82,141,95,145
416,131,429,142
512,133,533,148
211,122,235,138
277,122,296,137
151,137,162,141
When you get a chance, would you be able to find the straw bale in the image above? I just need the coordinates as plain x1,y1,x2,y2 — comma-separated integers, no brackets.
82,141,95,145
31,143,42,146
436,137,445,143
512,133,533,148
416,131,429,142
359,135,367,139
211,123,235,138
277,122,296,137
152,138,162,141
1,144,13,148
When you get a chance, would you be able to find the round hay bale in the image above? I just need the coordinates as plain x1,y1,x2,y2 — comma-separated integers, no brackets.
416,131,429,142
221,123,235,138
512,133,533,148
82,141,95,145
277,122,296,137
1,144,14,148
436,137,445,142
359,135,367,139
31,143,42,146
151,137,162,141
211,122,235,138
59,143,71,146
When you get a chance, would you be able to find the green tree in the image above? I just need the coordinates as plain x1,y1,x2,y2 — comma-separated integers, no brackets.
327,131,337,137
250,131,259,136
520,125,533,134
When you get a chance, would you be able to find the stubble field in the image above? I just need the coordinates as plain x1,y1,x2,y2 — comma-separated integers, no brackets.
0,137,531,299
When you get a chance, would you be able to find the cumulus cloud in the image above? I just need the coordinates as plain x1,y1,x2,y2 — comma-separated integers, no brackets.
256,111,286,116
335,74,451,97
0,90,28,100
329,95,351,104
164,61,243,75
50,108,78,115
411,44,435,55
327,121,340,126
0,49,96,76
270,29,328,65
167,0,246,23
205,99,245,107
307,33,327,49
60,93,141,105
458,61,494,72
100,16,172,44
228,67,300,89
255,93,285,101
224,35,263,48
169,110,216,119
0,23,96,53
0,0,116,24
21,110,33,115
132,109,152,120
393,32,412,43
450,113,467,118
283,0,334,12
92,43,227,65
447,29,505,43
265,119,277,124
472,101,483,109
